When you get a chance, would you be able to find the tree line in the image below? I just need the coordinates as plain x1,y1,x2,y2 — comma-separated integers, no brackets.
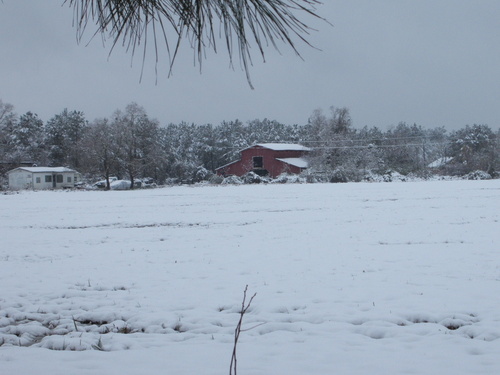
1,99,498,187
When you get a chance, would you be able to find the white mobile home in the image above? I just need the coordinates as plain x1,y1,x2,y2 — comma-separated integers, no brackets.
7,167,80,190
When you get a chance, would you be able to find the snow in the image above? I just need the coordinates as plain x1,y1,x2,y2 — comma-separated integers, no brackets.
8,167,77,174
253,143,311,151
428,157,454,168
0,180,499,374
276,157,309,168
109,180,132,190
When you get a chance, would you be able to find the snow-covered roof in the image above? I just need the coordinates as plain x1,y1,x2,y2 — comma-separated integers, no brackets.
252,143,311,152
276,157,309,169
427,157,453,168
9,167,78,174
215,160,239,170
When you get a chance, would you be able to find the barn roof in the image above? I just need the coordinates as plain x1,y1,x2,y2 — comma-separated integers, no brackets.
250,143,311,152
276,158,309,169
215,160,239,171
8,167,78,174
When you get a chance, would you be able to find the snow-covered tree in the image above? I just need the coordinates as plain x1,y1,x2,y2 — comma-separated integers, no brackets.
381,122,427,174
8,112,47,165
195,124,218,172
303,106,354,178
82,118,118,189
111,103,160,188
448,124,498,175
0,99,16,128
246,118,295,144
353,126,386,174
215,120,249,166
45,109,88,168
0,100,17,168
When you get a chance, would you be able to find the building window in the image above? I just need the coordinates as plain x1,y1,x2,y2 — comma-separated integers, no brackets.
74,176,78,182
67,176,72,183
253,156,263,168
56,175,63,183
36,177,41,184
45,175,52,183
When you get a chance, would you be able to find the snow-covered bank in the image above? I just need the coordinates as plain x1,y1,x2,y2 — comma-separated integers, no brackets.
1,180,499,374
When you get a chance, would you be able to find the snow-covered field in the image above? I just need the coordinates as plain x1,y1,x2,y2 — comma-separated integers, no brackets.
1,180,499,375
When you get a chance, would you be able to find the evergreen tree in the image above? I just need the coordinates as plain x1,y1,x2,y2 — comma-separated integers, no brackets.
448,124,497,174
0,100,17,168
45,109,88,167
9,112,47,165
65,1,323,87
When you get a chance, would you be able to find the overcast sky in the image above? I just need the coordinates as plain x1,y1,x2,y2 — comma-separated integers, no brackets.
1,1,500,130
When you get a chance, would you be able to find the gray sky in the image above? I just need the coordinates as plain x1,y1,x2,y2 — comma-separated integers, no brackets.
1,1,499,130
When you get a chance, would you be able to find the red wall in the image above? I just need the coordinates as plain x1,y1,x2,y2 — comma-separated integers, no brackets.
217,146,306,178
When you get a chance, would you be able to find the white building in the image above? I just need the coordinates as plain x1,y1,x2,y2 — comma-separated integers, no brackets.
7,167,81,190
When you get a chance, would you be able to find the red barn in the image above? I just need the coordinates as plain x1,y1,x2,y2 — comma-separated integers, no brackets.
216,143,311,178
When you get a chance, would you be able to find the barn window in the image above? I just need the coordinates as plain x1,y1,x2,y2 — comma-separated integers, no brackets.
56,175,63,183
67,176,72,183
253,156,263,168
36,177,41,184
45,175,52,183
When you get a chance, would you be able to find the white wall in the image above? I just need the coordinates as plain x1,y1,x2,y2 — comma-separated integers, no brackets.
8,171,33,190
9,171,78,190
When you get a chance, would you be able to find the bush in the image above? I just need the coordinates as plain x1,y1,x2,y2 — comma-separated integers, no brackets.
272,174,306,184
304,171,329,183
221,175,243,185
194,167,213,182
466,170,492,180
208,174,224,184
242,171,270,184
329,167,366,183
330,168,349,183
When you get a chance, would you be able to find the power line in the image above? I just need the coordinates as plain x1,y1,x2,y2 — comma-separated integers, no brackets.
300,135,445,144
220,140,449,151
311,142,449,150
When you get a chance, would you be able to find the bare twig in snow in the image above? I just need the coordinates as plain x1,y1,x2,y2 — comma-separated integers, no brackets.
230,285,256,375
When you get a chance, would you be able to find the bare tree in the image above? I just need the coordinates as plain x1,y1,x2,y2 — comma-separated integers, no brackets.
83,118,116,189
111,103,160,188
64,0,324,87
0,99,16,127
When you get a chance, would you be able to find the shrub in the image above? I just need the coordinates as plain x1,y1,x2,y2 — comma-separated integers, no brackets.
221,175,243,185
466,170,492,180
242,172,267,184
